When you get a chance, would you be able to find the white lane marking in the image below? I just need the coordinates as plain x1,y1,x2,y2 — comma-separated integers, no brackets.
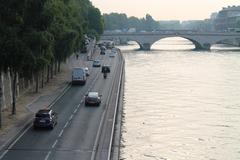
90,110,106,160
64,122,69,129
69,115,74,121
44,151,51,160
58,130,64,138
0,150,8,160
0,124,32,160
73,108,78,114
51,140,58,149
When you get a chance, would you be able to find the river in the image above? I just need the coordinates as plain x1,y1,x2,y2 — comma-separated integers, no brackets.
120,38,240,160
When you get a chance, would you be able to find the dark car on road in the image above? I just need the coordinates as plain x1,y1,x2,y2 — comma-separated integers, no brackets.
85,92,102,106
100,46,106,55
33,109,57,129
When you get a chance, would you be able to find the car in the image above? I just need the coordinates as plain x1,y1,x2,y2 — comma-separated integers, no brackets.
84,67,90,76
93,60,101,67
33,109,57,129
100,50,106,55
100,46,106,55
85,92,102,106
109,52,116,57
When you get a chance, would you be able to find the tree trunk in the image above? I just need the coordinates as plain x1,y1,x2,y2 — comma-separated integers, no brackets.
11,71,17,115
16,73,19,98
8,69,13,105
47,65,50,83
57,61,61,73
1,72,6,110
0,72,3,128
41,69,44,88
54,62,57,75
50,63,53,79
35,72,39,93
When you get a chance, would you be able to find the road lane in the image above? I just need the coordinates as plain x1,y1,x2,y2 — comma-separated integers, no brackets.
0,50,122,160
48,52,120,160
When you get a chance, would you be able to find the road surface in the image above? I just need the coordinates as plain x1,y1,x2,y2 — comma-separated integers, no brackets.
0,50,123,160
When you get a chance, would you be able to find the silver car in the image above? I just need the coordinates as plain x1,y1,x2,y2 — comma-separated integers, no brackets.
93,60,101,67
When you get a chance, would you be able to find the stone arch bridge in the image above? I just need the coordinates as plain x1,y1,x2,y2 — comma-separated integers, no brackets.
101,30,240,50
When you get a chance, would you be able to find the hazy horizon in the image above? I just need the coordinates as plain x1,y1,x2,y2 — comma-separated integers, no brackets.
91,0,240,21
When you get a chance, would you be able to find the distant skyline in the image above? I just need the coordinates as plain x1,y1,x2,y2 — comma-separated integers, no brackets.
91,0,240,21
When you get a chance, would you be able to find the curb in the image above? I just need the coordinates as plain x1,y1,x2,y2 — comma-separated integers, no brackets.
111,58,125,160
0,82,71,152
108,50,125,160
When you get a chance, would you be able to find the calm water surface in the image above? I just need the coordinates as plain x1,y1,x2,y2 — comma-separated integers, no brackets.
120,38,240,160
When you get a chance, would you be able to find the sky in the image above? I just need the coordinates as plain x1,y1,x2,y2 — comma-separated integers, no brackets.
90,0,240,21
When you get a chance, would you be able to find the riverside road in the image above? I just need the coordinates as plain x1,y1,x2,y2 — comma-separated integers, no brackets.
0,49,124,160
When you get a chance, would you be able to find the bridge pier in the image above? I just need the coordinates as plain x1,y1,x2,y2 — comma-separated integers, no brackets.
195,43,211,50
140,43,151,50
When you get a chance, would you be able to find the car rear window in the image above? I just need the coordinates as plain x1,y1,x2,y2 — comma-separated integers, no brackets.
88,92,98,98
36,113,50,118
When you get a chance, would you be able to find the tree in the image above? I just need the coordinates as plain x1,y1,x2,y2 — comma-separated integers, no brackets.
88,7,104,39
0,0,104,117
103,13,160,31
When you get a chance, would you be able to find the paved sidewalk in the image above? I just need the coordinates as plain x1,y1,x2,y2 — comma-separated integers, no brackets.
0,51,94,151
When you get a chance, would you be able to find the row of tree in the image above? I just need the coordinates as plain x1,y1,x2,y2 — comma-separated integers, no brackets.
0,0,104,126
103,13,159,31
103,13,216,32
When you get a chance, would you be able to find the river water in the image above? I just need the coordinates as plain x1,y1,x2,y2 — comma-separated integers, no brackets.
120,38,240,160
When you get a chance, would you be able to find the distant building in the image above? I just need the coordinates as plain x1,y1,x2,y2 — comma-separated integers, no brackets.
210,12,218,20
214,5,240,31
181,20,214,31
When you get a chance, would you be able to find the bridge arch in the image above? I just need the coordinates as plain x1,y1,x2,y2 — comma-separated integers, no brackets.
118,38,152,50
120,35,213,50
151,36,203,50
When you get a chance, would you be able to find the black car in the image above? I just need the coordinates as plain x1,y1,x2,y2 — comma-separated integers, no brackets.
33,109,57,129
85,92,102,106
100,50,106,55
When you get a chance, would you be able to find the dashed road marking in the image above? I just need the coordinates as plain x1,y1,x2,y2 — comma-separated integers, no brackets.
69,115,74,121
74,108,78,114
58,130,64,138
52,140,58,149
64,122,69,129
44,151,51,160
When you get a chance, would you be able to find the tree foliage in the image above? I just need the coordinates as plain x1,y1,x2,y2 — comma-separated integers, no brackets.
0,0,103,114
103,13,159,31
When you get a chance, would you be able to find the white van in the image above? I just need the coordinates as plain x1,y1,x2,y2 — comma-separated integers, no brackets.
72,67,87,85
